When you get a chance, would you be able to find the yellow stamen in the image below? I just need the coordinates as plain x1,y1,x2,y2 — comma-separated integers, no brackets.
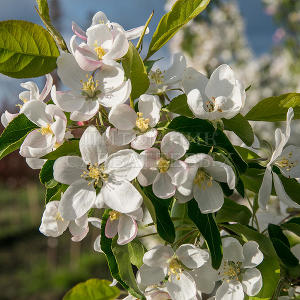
81,163,108,186
157,157,170,173
135,112,150,133
40,124,53,136
94,44,106,60
150,69,164,85
81,75,100,98
194,169,213,190
276,156,298,172
109,210,121,221
56,212,64,222
219,261,242,282
167,257,183,281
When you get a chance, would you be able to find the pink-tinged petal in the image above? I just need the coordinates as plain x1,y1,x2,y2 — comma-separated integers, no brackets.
39,73,53,101
72,21,87,40
105,217,119,238
70,100,99,122
1,111,18,127
140,148,160,168
127,207,143,221
69,216,89,242
73,43,102,71
108,104,137,130
137,168,158,187
153,173,176,199
71,227,89,242
131,129,157,150
117,215,137,245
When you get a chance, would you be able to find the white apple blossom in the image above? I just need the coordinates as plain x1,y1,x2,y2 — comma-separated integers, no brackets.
137,132,189,199
176,153,236,213
124,288,171,300
1,74,53,127
107,94,161,150
182,64,245,120
215,237,263,300
52,53,131,121
105,207,143,245
137,244,209,300
53,126,144,221
147,53,186,94
19,101,67,159
258,108,300,209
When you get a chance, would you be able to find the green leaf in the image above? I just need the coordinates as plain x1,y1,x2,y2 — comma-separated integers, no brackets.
128,240,146,268
42,140,80,160
63,279,120,300
146,0,211,59
222,224,277,258
142,186,175,243
168,116,247,173
246,93,300,122
268,224,299,268
281,217,300,237
187,199,222,269
122,42,149,100
0,20,59,78
36,0,69,52
240,168,266,194
235,146,260,162
167,94,193,118
39,160,55,186
100,210,145,299
277,174,300,206
144,59,159,73
45,183,67,204
216,198,252,225
223,114,254,146
0,114,38,160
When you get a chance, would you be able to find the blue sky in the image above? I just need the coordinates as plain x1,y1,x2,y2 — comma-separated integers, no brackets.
0,0,276,104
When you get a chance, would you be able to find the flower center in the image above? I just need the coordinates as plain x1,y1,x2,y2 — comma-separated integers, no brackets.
81,163,108,186
94,42,106,60
55,212,64,222
81,75,101,99
205,97,223,113
157,157,170,173
40,124,53,136
194,169,213,190
167,257,183,280
219,260,242,282
150,69,164,85
135,112,150,133
276,152,298,173
109,210,121,221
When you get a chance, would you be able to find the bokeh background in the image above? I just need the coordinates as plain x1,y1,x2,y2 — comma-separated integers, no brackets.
0,0,299,299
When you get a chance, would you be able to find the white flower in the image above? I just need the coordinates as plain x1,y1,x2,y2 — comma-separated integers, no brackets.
19,101,67,159
124,288,171,300
137,244,209,300
147,53,186,94
52,52,131,121
105,207,143,245
137,132,189,199
182,64,245,120
176,154,236,213
216,237,263,300
1,74,53,127
53,126,144,221
258,108,300,209
107,94,161,150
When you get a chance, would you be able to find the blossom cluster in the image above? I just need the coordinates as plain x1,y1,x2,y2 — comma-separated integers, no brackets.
1,5,300,300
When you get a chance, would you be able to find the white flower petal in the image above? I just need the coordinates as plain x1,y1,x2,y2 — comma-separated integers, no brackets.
79,126,108,165
101,180,142,213
153,173,176,199
53,156,86,185
131,129,158,150
86,24,113,50
215,281,244,300
167,160,188,186
137,168,158,187
193,180,224,213
104,30,128,60
93,235,103,253
105,127,136,146
143,245,173,267
177,165,199,197
276,145,300,178
26,158,46,169
59,180,96,220
108,104,137,130
91,11,109,26
183,67,208,95
241,268,263,296
70,99,99,122
222,237,244,263
176,244,209,269
117,214,137,245
242,241,264,268
39,73,53,101
161,132,190,160
105,217,119,238
187,89,211,120
21,100,51,127
258,167,273,210
164,53,186,85
138,94,162,127
1,111,18,127
125,25,149,40
72,21,87,40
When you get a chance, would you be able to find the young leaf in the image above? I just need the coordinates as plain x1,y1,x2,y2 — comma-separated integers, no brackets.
36,0,69,52
100,210,145,300
167,94,193,118
268,224,299,268
128,240,146,268
0,21,59,78
281,217,300,237
145,0,211,59
246,93,300,122
222,113,254,146
39,160,55,186
216,198,252,225
42,140,80,160
63,279,120,300
0,114,38,160
168,116,247,173
122,42,149,100
235,146,260,162
187,199,222,269
142,186,176,243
